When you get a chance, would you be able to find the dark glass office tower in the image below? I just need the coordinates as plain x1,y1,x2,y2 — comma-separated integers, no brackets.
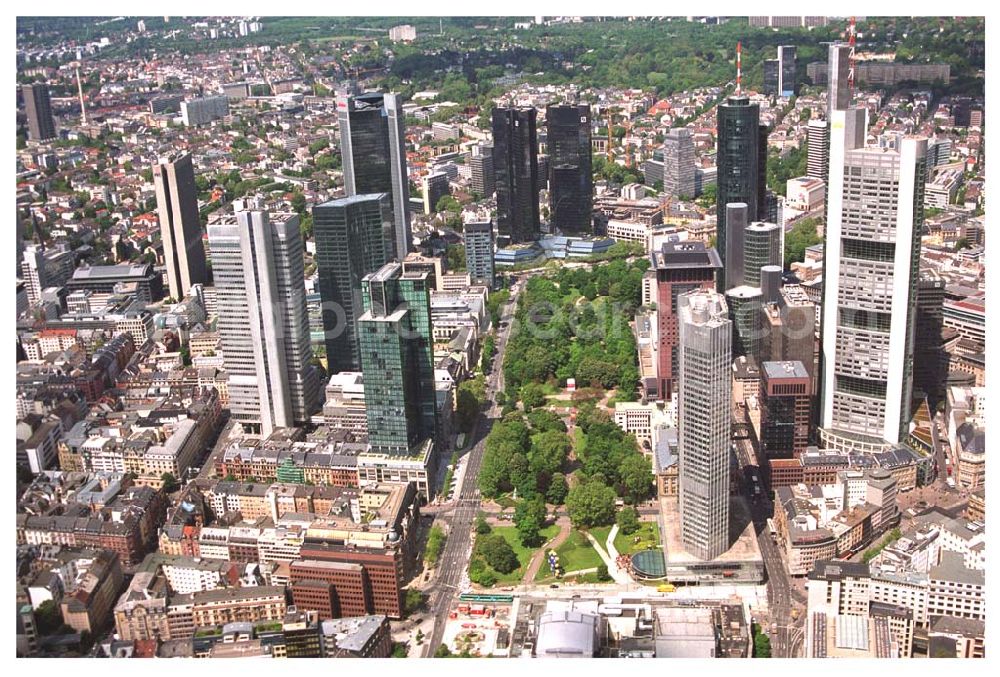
337,92,411,258
546,104,592,234
359,263,437,454
313,194,394,373
153,153,209,300
827,44,852,120
22,84,56,141
758,124,770,223
492,107,540,244
763,60,780,96
716,95,767,290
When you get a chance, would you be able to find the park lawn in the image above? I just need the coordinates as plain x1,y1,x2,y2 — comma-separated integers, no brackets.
614,520,661,556
493,494,517,509
588,525,613,550
490,524,560,583
572,427,587,454
546,399,577,410
556,531,605,572
535,531,604,582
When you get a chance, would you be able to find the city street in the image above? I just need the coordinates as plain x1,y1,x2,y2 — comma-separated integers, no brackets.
734,435,805,657
422,280,520,657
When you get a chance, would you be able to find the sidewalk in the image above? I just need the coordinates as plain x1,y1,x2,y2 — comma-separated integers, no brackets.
582,527,632,585
522,517,571,583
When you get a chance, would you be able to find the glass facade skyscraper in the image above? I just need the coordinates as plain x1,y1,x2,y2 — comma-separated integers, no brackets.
763,60,780,96
716,95,767,290
827,44,852,121
153,153,209,301
546,103,592,234
492,107,540,244
743,222,782,288
337,92,411,258
22,83,56,141
313,194,394,373
358,263,437,454
778,45,797,97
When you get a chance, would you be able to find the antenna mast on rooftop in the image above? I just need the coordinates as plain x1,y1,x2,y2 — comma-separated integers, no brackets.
735,41,742,95
848,17,856,94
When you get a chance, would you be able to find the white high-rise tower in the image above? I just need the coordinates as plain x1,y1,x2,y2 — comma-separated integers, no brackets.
820,106,927,449
678,289,732,560
209,200,321,437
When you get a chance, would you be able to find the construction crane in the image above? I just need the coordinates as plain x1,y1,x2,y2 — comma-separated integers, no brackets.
623,117,633,168
606,107,615,162
254,47,274,95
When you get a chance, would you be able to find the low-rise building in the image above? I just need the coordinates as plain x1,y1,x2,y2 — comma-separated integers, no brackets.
59,549,124,635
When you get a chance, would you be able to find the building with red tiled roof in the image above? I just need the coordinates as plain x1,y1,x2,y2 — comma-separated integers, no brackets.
133,639,158,657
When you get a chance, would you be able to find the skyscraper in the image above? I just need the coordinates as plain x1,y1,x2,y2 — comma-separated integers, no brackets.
180,95,229,127
313,194,394,373
827,44,852,121
760,360,812,459
724,202,749,290
820,106,926,448
762,284,817,391
778,45,797,97
716,95,767,290
725,285,764,361
914,270,948,410
743,222,782,288
492,107,540,244
806,119,830,181
463,219,495,289
338,92,411,258
678,289,732,560
358,263,437,454
643,149,664,187
469,143,495,198
153,153,209,300
758,125,771,223
763,60,780,96
209,201,322,436
21,243,74,306
651,241,722,402
546,103,592,234
22,84,56,142
662,128,696,199
421,171,450,215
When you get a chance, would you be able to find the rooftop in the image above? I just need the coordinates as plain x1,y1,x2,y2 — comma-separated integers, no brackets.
316,193,388,208
762,360,810,380
929,551,984,587
70,264,153,280
651,241,722,271
320,614,387,652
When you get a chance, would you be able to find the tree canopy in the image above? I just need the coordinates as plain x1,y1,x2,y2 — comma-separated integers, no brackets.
566,479,617,529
